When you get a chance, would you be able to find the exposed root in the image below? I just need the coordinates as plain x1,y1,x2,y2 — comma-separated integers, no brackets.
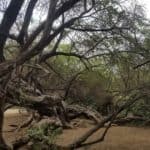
15,113,34,132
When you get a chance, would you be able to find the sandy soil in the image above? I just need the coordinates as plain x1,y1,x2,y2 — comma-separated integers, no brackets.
3,109,29,144
3,109,150,150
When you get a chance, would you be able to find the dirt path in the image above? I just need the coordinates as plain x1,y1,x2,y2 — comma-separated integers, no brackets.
3,109,28,145
3,109,150,150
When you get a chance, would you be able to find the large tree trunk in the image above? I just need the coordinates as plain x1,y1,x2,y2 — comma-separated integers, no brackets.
0,99,7,149
0,89,11,149
0,0,25,61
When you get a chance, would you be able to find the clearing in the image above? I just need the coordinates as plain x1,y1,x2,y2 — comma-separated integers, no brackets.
3,109,150,150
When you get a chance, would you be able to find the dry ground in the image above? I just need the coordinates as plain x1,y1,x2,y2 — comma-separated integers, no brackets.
3,109,150,150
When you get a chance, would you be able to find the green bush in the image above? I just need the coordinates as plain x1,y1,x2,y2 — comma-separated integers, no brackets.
27,123,62,149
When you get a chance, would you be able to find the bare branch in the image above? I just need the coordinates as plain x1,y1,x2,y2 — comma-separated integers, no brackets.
134,59,150,69
18,0,38,45
17,17,79,65
68,94,145,149
0,32,18,41
39,32,64,62
42,0,57,39
0,0,25,62
69,26,129,32
22,0,81,50
79,121,112,148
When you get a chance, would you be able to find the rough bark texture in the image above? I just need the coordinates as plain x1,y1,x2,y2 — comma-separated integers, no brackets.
0,0,25,61
0,98,7,149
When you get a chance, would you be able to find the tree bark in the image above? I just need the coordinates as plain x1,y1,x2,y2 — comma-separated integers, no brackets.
0,0,25,62
0,98,7,149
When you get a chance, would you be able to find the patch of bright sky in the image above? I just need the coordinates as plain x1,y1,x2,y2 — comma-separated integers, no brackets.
0,0,150,23
138,0,150,18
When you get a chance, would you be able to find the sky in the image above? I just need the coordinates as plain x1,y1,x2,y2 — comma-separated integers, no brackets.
0,0,150,22
139,0,150,18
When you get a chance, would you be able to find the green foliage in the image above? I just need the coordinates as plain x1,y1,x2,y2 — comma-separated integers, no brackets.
27,123,62,149
130,99,150,119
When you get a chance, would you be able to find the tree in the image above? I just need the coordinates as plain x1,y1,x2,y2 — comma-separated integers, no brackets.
0,0,149,149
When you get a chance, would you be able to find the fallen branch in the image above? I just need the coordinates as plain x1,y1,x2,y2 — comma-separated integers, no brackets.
114,116,149,125
67,94,145,149
79,120,112,148
66,104,103,123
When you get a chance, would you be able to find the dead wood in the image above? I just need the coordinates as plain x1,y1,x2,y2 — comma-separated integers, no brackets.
114,116,149,125
67,94,145,149
33,118,63,128
66,104,103,123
